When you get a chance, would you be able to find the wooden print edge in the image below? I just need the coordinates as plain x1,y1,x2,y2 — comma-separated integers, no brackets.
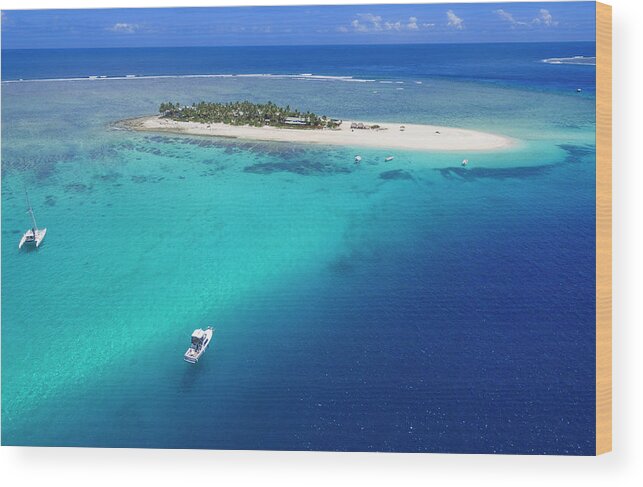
595,1,612,456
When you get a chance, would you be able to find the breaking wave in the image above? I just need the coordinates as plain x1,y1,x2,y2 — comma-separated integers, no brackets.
542,56,596,66
2,73,377,84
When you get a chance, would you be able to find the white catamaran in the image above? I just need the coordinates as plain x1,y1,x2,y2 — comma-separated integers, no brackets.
19,191,47,249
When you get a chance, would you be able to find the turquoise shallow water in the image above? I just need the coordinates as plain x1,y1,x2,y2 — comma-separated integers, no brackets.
2,46,596,453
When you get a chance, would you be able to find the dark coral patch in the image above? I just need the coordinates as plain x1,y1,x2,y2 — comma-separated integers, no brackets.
379,169,413,181
131,175,165,184
558,144,596,164
244,160,351,176
64,183,93,193
436,165,553,181
94,172,122,183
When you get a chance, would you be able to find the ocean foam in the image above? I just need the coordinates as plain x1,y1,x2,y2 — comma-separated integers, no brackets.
542,56,596,66
2,73,376,84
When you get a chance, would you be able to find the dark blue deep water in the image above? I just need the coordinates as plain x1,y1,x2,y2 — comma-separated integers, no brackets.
3,42,596,92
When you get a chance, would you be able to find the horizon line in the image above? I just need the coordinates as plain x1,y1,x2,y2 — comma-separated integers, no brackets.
1,39,597,51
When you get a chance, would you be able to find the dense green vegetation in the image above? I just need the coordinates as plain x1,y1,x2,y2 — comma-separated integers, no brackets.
159,101,341,129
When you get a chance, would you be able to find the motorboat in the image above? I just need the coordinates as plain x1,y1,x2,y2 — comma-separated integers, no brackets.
184,326,214,363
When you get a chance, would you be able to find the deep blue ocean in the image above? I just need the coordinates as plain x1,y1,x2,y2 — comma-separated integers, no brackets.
2,42,596,91
2,43,596,454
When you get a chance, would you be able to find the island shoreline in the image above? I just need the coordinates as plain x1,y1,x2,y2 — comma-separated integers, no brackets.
117,115,517,152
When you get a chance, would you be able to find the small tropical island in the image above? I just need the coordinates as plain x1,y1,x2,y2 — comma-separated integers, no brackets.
159,101,343,129
120,100,515,152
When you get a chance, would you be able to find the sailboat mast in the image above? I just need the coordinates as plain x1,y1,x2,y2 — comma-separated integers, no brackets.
25,190,38,231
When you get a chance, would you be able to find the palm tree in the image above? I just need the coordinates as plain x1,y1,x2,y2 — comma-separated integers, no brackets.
158,100,334,129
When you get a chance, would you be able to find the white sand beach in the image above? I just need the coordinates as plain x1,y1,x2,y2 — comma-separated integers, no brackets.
123,115,515,152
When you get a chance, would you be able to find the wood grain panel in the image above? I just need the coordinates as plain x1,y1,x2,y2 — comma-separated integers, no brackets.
595,1,612,456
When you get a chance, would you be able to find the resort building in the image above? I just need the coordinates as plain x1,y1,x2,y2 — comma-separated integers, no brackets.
284,117,308,125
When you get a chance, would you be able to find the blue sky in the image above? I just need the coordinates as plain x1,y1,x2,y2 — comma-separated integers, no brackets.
1,2,596,49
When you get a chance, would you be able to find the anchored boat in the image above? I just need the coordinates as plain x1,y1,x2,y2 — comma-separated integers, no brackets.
184,326,214,363
19,191,47,249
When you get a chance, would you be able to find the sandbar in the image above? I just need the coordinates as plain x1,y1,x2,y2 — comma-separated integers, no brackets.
120,115,515,152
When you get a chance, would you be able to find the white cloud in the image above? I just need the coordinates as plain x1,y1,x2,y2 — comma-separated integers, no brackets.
407,17,419,30
446,10,464,30
494,9,527,28
252,25,272,34
350,19,368,32
356,13,383,31
382,17,422,31
108,23,140,33
533,9,558,27
384,21,403,31
495,8,558,29
342,14,432,33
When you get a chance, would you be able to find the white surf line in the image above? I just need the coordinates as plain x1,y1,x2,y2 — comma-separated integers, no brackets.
541,56,596,66
2,72,377,84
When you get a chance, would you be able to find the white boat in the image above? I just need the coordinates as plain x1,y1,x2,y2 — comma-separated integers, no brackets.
354,155,362,163
184,326,214,363
461,159,469,167
19,191,47,249
385,156,394,162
